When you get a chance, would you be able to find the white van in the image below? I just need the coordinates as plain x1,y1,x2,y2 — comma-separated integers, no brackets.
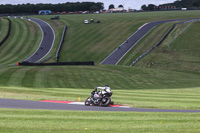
84,20,89,24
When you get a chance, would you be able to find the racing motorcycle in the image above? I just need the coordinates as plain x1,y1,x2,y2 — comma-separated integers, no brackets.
85,86,113,107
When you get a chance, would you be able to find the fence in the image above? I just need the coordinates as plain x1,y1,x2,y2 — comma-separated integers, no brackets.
56,26,67,62
19,61,95,66
38,55,52,63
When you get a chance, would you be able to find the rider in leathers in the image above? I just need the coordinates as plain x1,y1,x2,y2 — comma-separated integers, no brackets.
91,85,110,98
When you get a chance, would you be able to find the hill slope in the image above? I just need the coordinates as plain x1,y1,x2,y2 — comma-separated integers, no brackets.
0,18,42,65
134,21,200,73
33,11,200,64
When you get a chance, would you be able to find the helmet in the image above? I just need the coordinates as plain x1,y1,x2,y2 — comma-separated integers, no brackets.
104,85,109,87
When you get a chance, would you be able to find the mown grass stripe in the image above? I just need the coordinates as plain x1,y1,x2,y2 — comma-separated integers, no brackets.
5,20,32,63
0,19,8,42
0,18,42,65
0,19,19,58
0,109,200,133
0,19,29,64
5,67,31,87
0,68,18,86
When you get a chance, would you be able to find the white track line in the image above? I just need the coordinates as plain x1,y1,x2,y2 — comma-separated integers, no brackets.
100,23,151,65
115,24,157,65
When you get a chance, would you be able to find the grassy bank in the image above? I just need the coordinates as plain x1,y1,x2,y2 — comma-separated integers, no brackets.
0,65,200,109
0,18,9,42
32,11,200,63
0,18,42,65
0,65,200,89
118,22,176,66
0,109,200,133
135,21,200,73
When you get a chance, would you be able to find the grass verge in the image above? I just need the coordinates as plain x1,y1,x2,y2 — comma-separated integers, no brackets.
0,18,9,42
0,18,42,65
0,109,200,133
135,21,200,73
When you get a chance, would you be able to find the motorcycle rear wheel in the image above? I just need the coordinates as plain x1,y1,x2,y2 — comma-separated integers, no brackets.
100,97,111,107
85,97,92,106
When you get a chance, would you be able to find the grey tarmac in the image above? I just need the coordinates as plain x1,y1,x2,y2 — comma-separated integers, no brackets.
0,98,200,113
24,18,55,63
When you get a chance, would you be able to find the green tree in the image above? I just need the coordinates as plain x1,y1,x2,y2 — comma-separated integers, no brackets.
90,5,99,11
148,4,156,11
118,5,123,8
141,4,147,10
109,4,115,9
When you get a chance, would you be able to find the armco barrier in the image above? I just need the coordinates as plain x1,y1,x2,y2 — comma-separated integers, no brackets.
38,55,52,63
0,18,11,47
56,26,67,62
19,61,94,66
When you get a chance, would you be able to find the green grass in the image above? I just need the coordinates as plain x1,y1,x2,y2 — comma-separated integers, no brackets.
0,18,42,65
0,65,200,89
0,65,200,109
0,86,200,110
0,109,200,133
118,22,176,66
30,11,200,63
0,11,200,132
0,18,9,42
134,21,200,73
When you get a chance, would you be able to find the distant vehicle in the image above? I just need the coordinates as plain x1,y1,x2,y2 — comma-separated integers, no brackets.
84,20,89,24
38,10,52,15
82,11,89,14
90,19,94,23
182,8,187,11
51,16,59,20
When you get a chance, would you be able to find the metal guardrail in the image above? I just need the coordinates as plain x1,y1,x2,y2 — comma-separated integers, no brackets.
38,55,52,63
56,26,67,62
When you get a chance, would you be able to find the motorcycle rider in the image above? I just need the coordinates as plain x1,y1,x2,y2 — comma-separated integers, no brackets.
91,85,111,99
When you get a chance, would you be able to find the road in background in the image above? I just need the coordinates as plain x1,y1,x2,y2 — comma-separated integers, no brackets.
24,18,55,63
101,19,182,65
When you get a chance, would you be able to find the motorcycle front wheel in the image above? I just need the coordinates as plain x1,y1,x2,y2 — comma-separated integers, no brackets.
85,97,92,106
100,97,111,107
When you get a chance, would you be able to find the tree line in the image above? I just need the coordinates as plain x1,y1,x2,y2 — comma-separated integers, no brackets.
141,0,200,11
0,2,104,14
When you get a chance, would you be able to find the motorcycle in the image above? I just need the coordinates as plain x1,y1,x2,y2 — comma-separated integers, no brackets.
85,87,113,107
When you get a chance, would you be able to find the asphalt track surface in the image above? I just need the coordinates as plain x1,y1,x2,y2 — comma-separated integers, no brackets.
24,18,55,63
101,19,183,65
0,98,200,113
